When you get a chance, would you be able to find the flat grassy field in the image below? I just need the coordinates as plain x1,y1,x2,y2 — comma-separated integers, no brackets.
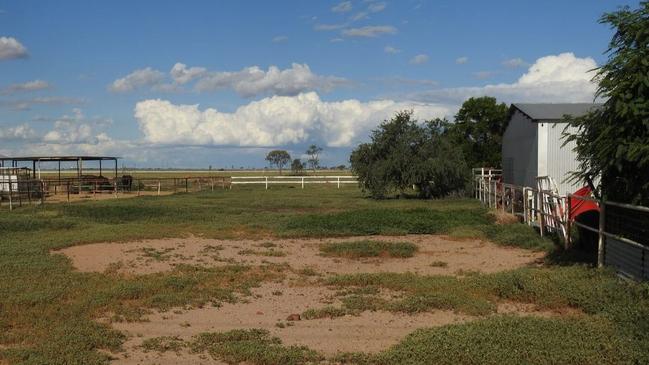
1,186,648,364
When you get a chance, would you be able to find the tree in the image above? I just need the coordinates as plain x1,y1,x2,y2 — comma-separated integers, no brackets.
446,96,509,168
265,150,291,175
306,144,323,173
290,158,305,175
350,111,469,199
563,2,649,205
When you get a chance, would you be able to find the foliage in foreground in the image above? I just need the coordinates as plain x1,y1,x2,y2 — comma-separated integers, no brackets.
350,111,469,199
563,1,649,205
319,240,417,259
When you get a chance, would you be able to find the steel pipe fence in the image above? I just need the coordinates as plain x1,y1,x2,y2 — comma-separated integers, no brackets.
474,175,649,280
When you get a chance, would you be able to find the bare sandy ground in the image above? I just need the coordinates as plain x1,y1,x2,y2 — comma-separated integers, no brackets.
57,234,543,276
107,282,571,364
55,235,551,363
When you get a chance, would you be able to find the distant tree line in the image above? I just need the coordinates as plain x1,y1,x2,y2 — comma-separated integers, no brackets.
266,144,339,175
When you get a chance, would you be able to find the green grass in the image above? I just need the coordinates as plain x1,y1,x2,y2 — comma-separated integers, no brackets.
238,248,287,257
189,329,321,365
337,315,632,365
141,336,185,353
320,240,418,259
0,186,646,364
317,265,649,363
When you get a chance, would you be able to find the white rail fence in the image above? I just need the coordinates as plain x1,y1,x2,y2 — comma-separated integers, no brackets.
230,175,358,189
474,171,649,280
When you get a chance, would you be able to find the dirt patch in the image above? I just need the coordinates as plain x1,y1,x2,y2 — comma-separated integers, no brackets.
56,234,543,276
109,282,472,361
107,282,577,363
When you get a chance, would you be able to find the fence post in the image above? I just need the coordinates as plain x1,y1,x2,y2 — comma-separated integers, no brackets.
211,177,214,191
301,177,304,189
536,191,545,237
40,181,45,206
597,201,606,268
337,177,340,189
486,180,490,207
185,178,188,193
114,181,118,198
8,177,12,211
67,181,70,203
565,195,572,249
265,176,268,190
137,180,141,196
522,188,527,224
158,180,161,196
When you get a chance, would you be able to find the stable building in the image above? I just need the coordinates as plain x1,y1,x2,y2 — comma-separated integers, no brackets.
501,103,600,195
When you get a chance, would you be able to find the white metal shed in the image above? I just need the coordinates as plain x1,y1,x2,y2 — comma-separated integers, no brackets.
501,103,601,195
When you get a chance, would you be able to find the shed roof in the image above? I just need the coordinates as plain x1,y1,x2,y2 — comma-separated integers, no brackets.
0,155,119,162
512,103,601,121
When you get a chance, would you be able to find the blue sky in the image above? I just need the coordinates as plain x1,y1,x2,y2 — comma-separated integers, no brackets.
0,0,636,168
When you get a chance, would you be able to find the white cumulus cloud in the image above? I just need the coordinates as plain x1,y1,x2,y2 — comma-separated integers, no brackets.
332,1,352,13
455,56,468,64
502,57,527,68
134,92,451,148
2,80,50,95
194,63,348,98
384,46,401,54
409,54,429,64
170,63,206,84
0,124,36,140
108,67,166,93
368,2,387,12
0,36,28,60
108,63,346,97
413,52,598,104
272,35,289,43
342,25,397,38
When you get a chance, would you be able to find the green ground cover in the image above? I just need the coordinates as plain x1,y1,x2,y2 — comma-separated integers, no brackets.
0,185,646,364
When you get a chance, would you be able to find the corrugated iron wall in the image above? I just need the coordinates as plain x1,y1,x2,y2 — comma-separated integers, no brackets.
544,122,583,195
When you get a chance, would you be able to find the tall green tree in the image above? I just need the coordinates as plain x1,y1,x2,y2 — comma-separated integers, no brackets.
447,96,509,168
563,2,649,205
265,150,291,175
305,144,323,173
350,111,469,199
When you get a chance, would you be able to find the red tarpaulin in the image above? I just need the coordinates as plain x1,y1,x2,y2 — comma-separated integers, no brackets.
569,186,599,221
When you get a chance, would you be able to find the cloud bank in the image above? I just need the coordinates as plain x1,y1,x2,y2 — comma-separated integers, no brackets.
414,53,598,103
109,63,348,98
134,92,451,148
